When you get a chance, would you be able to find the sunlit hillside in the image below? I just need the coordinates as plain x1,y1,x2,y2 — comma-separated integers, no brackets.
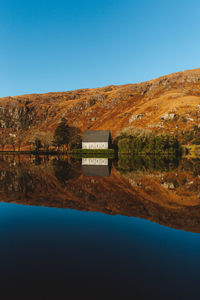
1,68,200,148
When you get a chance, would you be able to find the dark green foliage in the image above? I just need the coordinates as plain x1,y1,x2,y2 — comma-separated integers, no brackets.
68,127,82,150
53,118,70,148
53,119,82,150
114,133,182,155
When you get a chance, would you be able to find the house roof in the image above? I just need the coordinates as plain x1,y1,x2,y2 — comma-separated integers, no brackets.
82,165,111,177
82,130,110,143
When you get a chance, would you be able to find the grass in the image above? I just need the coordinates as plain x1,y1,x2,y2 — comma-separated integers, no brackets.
72,148,115,158
73,148,115,154
73,153,115,158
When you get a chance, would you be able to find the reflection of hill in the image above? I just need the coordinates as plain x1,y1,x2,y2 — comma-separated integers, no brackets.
1,155,200,233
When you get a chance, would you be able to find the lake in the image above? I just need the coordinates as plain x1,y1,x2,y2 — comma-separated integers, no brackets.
1,154,200,299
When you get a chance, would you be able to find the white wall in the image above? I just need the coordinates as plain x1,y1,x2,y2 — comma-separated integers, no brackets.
82,142,108,149
82,158,108,166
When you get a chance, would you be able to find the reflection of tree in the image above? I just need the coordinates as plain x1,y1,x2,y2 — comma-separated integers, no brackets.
0,155,83,196
115,155,180,173
34,155,42,165
52,158,81,185
0,163,34,196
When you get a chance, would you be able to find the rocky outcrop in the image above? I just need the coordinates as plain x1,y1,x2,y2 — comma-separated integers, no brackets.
0,100,36,130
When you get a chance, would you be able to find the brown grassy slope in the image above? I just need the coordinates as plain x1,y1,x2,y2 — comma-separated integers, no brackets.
1,68,200,142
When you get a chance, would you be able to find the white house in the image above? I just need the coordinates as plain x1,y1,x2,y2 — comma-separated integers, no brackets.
82,130,112,150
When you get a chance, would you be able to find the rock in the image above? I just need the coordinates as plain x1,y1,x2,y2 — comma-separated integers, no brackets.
161,182,175,189
90,116,98,121
161,113,176,120
129,114,144,123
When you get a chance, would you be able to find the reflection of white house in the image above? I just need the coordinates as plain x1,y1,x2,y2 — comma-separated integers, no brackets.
82,158,108,166
82,158,111,177
82,130,112,149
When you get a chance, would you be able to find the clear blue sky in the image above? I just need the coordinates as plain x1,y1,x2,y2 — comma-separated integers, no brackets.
1,0,200,97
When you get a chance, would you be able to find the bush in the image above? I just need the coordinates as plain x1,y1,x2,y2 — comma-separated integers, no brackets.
114,130,182,155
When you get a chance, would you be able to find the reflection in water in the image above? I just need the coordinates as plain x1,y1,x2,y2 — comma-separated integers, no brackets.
115,155,180,173
53,157,81,184
0,154,200,232
82,158,112,176
1,154,200,298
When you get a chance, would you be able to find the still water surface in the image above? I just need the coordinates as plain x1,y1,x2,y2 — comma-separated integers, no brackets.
1,155,200,299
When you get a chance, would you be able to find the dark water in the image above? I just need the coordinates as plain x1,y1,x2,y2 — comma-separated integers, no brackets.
1,155,200,299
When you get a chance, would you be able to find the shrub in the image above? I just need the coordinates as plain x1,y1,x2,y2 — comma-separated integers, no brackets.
114,128,182,155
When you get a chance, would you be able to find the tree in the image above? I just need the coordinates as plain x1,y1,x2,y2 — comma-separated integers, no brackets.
15,129,25,152
53,118,70,151
66,127,82,151
39,131,53,151
0,138,5,151
7,132,16,151
34,138,42,152
6,136,15,151
26,136,34,151
28,132,43,152
0,130,7,151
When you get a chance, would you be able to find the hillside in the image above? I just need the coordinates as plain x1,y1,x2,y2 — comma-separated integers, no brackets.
1,68,200,148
